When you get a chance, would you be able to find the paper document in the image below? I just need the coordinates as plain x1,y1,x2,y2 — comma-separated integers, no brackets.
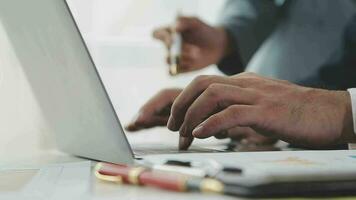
0,161,91,200
144,150,356,186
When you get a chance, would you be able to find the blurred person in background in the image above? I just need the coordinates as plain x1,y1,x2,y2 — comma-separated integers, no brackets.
126,0,356,150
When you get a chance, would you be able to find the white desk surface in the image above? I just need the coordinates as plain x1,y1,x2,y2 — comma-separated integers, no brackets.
0,151,238,200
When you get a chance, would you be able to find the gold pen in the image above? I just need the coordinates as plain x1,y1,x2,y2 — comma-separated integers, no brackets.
169,27,182,76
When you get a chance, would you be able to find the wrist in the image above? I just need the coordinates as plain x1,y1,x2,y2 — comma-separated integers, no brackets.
338,91,356,143
214,27,232,62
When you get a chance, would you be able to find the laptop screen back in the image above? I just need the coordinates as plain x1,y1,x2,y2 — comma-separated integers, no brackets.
0,0,134,164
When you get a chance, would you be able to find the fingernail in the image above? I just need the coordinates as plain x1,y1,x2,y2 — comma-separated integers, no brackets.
179,136,193,150
240,139,249,145
125,124,133,131
179,123,188,137
192,124,204,137
167,116,176,130
131,112,142,123
125,114,141,131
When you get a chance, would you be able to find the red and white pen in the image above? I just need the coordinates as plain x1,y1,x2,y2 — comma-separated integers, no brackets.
95,162,225,193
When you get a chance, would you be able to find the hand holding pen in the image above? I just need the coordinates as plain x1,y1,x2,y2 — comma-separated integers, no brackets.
152,16,230,76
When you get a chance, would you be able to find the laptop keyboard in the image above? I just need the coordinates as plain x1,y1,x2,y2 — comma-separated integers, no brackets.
133,145,225,156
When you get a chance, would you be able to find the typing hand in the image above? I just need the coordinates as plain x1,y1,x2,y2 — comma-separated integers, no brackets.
153,16,230,73
168,72,356,149
125,89,182,132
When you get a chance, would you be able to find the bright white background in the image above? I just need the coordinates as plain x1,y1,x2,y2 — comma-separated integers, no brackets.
68,0,226,68
0,0,226,155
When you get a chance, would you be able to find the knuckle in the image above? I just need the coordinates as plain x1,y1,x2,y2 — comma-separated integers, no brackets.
159,89,170,96
184,108,195,122
254,92,267,104
257,98,274,113
228,106,242,118
227,106,254,126
280,79,292,85
261,97,279,110
240,72,256,77
209,83,224,89
233,76,258,87
192,75,222,88
207,115,223,129
193,75,210,85
170,102,180,116
205,83,224,98
251,88,262,98
239,76,254,83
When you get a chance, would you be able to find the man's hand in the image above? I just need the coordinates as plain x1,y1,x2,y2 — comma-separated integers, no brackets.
125,89,182,132
167,73,356,149
153,16,230,73
124,88,273,150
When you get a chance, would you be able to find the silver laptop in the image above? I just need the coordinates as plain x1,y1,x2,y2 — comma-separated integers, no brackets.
0,0,223,164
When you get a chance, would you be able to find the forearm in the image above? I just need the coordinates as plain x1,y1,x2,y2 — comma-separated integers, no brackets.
216,0,279,74
302,15,356,90
216,27,244,75
347,89,356,144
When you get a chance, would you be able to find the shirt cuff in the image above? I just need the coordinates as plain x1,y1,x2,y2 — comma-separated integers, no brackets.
348,88,356,135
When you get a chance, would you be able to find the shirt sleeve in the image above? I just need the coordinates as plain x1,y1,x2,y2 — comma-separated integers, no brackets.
297,15,356,90
216,0,280,75
348,88,356,135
